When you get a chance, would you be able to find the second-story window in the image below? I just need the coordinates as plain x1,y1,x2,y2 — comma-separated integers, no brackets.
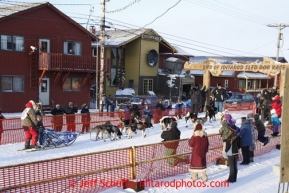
1,35,24,51
64,41,82,55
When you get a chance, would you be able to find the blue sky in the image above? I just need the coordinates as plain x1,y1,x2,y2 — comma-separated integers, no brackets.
3,0,289,60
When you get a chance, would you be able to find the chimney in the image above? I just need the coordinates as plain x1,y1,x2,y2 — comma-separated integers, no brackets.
90,26,96,34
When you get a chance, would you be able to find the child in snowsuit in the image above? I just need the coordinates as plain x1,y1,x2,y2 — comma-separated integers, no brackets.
270,109,280,136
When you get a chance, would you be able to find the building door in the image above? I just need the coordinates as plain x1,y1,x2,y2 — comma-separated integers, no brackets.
39,39,50,68
39,78,50,105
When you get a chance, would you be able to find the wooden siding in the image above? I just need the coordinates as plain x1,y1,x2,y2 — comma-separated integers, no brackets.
139,39,159,76
0,5,94,112
124,38,141,94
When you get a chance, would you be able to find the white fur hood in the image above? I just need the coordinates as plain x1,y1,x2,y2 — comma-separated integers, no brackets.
193,130,207,137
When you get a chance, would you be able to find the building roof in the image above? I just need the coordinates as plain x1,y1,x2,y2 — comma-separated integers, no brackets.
237,72,271,79
161,46,194,57
92,28,177,52
0,2,95,40
0,2,46,18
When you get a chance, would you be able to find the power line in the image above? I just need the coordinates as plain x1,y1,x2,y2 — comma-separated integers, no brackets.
106,0,141,14
184,0,269,25
212,0,279,24
143,0,182,28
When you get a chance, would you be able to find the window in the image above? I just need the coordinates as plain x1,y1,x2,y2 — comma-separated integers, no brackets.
224,79,228,88
64,41,82,55
1,76,24,92
143,79,153,94
110,48,125,87
238,79,245,88
247,80,251,89
1,35,24,51
92,47,97,57
63,77,82,91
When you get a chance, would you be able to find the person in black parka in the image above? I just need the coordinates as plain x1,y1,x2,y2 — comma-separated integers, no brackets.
161,121,188,166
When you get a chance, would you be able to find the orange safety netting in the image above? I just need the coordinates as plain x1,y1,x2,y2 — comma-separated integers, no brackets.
0,134,280,193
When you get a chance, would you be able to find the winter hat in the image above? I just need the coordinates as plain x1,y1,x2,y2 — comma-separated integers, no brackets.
29,100,37,110
270,109,276,114
194,124,202,131
254,114,260,120
25,102,33,108
81,103,87,109
225,114,232,121
247,113,254,119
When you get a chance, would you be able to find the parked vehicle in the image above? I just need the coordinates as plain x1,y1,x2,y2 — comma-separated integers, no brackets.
116,95,158,110
223,94,256,110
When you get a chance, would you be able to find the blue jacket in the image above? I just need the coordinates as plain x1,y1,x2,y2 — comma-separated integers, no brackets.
271,113,281,126
238,119,253,147
142,108,154,118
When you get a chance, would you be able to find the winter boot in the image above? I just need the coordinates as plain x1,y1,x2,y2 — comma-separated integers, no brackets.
24,139,31,150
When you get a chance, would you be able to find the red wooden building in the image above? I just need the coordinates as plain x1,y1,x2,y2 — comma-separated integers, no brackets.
0,2,96,112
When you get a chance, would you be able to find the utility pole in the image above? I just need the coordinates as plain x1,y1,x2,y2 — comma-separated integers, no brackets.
95,34,99,111
267,23,289,87
99,0,106,112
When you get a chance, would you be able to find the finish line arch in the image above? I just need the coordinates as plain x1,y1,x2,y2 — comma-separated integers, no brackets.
183,56,289,186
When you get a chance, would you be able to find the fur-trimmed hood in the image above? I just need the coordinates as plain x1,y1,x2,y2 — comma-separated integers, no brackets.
193,129,207,137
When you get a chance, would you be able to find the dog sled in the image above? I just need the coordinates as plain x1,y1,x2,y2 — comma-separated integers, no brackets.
22,128,79,152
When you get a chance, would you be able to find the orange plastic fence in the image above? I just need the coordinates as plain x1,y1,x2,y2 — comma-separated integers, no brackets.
0,133,280,193
0,108,190,145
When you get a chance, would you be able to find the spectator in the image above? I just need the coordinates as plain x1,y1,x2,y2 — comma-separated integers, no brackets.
161,121,189,166
219,114,231,159
270,109,280,136
254,114,269,146
21,101,38,149
51,104,65,132
35,103,45,116
247,113,257,162
36,115,45,147
255,93,261,114
271,94,282,118
212,83,227,112
81,103,90,134
156,99,165,110
0,109,5,144
225,125,242,183
199,85,207,113
238,117,253,165
142,104,154,128
182,92,187,100
188,124,209,181
65,102,78,132
163,101,171,109
190,84,201,116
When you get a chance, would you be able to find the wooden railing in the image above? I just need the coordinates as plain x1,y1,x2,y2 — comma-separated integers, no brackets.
39,53,96,72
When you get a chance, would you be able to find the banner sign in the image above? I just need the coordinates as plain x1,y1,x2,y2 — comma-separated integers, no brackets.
184,57,288,76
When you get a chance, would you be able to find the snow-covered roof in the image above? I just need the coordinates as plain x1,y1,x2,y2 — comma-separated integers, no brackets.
0,2,47,19
237,72,270,79
179,69,235,77
92,28,176,52
162,46,194,57
115,88,135,96
165,57,183,62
